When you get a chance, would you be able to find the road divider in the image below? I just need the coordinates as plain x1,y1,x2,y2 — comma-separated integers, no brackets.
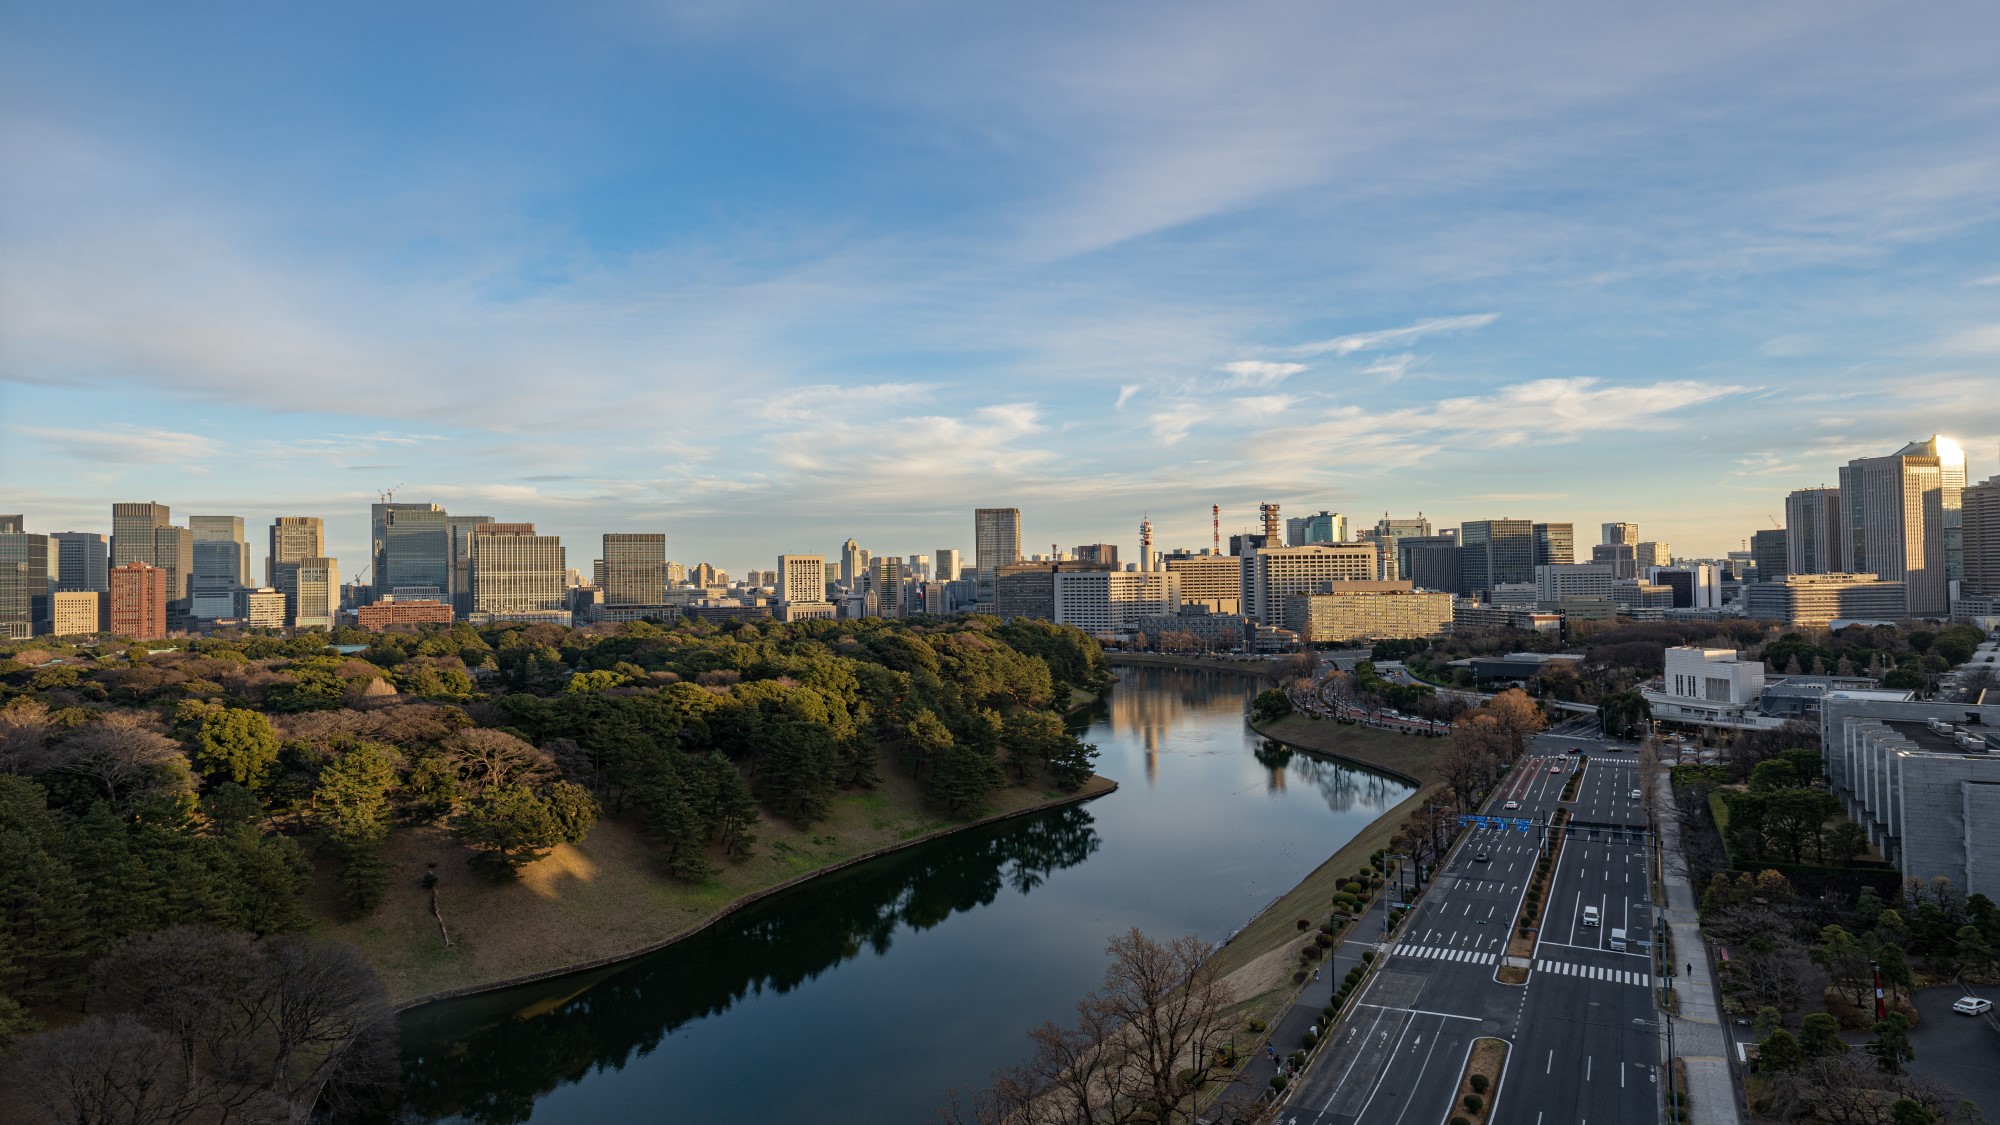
1504,809,1569,973
1447,1036,1509,1125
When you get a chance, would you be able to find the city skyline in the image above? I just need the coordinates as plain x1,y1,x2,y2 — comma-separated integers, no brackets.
5,6,2000,569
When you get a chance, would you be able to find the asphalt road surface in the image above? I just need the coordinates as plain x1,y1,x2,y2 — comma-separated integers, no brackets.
1283,732,1667,1124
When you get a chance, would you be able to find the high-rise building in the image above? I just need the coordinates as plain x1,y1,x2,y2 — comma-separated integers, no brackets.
267,517,325,586
1241,543,1380,628
777,554,829,606
935,548,962,583
151,525,193,606
379,505,452,602
1286,584,1455,644
1784,487,1842,576
974,508,1022,610
1963,476,2000,598
1601,522,1640,546
1051,569,1181,634
602,534,669,606
1163,551,1243,614
1839,438,1954,616
974,508,1022,578
1287,512,1346,546
1072,543,1120,568
1635,541,1671,570
1460,519,1534,596
108,562,169,640
993,559,1111,622
1751,529,1788,584
371,501,442,600
1591,543,1637,581
189,515,248,620
51,532,109,593
190,515,251,585
869,556,906,618
470,524,567,621
110,502,171,570
0,516,19,534
1366,514,1433,580
840,539,863,587
1397,533,1462,594
447,515,494,613
272,557,339,629
0,525,51,639
1532,522,1575,567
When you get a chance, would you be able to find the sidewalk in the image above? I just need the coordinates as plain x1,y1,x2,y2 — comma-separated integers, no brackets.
1655,770,1742,1125
1203,890,1397,1122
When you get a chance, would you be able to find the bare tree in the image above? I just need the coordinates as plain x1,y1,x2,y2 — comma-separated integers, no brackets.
45,721,192,805
3,1014,220,1125
941,930,1237,1125
0,698,58,774
1437,723,1501,810
437,727,558,798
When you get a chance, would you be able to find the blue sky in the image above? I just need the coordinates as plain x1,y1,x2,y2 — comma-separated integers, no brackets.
3,1,1999,578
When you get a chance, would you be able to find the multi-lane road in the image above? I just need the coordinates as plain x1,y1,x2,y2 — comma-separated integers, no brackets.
1282,725,1668,1124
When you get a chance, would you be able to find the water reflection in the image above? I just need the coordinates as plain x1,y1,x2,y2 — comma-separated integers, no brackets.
390,805,1102,1123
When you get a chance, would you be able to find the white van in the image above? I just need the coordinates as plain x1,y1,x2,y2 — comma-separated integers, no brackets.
1582,905,1600,928
1608,928,1628,951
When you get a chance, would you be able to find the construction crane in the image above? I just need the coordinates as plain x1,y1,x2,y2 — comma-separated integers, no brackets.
379,482,404,504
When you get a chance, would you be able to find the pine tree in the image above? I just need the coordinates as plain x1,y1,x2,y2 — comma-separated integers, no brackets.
0,778,91,1002
928,743,1005,817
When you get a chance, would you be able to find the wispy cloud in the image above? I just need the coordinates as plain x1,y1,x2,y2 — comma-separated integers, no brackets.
1290,314,1499,357
18,424,218,465
1220,360,1306,387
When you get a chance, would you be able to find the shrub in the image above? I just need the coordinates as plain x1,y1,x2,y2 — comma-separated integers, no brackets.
1451,1118,1471,1125
1246,1018,1266,1033
1303,1030,1318,1049
1343,881,1364,895
1470,1074,1489,1094
1297,918,1311,931
1362,950,1376,963
1464,1094,1483,1113
1270,1075,1287,1091
1316,932,1334,947
1323,1005,1336,1019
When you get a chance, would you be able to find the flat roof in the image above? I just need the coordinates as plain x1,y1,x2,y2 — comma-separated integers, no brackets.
1884,719,1990,755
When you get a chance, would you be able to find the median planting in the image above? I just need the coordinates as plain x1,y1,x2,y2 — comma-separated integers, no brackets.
1446,1037,1509,1125
1506,809,1568,962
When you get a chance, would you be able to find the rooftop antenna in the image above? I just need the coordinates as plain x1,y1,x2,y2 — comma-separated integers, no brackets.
1212,504,1220,554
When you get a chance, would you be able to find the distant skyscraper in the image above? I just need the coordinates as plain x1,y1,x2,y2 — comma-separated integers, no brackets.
447,515,494,612
1784,487,1842,576
1287,511,1346,546
267,518,325,586
1751,529,1788,584
1397,533,1462,594
1601,522,1639,546
371,501,442,599
190,515,250,585
51,532,109,592
1532,522,1575,567
1839,437,1955,616
189,515,248,620
1591,542,1638,581
470,524,566,620
1072,543,1120,568
108,562,169,640
0,525,50,640
1961,476,2000,598
869,555,905,618
974,508,1022,578
380,506,452,600
110,501,170,569
1460,519,1534,596
840,539,863,586
0,516,20,534
602,533,669,606
151,525,193,605
778,554,828,605
935,549,962,583
1635,541,1672,570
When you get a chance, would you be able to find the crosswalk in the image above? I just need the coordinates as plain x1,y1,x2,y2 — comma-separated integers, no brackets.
1387,943,1498,965
1534,958,1652,987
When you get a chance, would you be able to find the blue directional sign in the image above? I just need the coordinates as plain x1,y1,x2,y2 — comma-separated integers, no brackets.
1515,818,1532,833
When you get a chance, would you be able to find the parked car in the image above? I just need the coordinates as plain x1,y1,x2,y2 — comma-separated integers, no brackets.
1953,996,1993,1016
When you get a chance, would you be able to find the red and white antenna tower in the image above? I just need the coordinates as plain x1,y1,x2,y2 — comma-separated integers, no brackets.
1212,505,1220,554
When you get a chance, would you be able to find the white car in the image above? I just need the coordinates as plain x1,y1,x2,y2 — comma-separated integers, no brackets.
1503,800,1520,810
1581,905,1600,928
1954,996,1993,1016
1630,789,1642,800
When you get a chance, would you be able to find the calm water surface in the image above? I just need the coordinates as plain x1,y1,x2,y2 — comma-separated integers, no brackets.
393,666,1411,1123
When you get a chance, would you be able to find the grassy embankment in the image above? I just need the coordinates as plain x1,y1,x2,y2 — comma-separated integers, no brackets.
1206,712,1449,1030
315,768,1115,1008
1104,652,1280,678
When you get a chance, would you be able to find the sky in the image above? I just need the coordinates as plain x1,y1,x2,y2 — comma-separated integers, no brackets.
3,1,1999,580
